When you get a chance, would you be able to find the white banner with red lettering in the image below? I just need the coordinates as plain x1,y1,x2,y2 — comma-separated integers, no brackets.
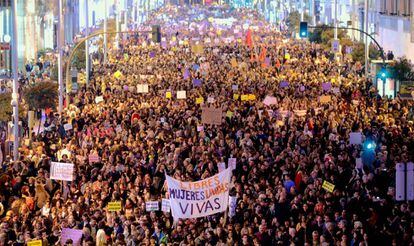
166,167,232,219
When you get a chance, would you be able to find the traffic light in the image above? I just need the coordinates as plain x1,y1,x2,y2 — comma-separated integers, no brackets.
299,22,308,38
378,67,388,79
152,25,161,43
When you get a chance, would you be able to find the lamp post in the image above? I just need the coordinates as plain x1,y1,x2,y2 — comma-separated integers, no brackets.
104,0,108,63
85,0,90,85
58,0,64,115
11,0,19,161
364,0,369,77
334,0,338,40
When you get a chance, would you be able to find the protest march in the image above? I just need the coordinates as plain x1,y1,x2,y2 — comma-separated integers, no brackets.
0,4,413,246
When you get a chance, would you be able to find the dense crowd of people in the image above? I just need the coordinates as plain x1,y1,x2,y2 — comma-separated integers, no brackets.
0,5,413,246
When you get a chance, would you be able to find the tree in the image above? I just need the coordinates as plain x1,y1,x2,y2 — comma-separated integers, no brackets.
23,81,58,111
286,11,312,33
0,93,25,122
72,42,86,71
350,42,382,64
391,57,414,81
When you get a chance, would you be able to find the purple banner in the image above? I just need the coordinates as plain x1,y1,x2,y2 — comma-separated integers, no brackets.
280,81,289,88
322,82,332,92
193,78,202,87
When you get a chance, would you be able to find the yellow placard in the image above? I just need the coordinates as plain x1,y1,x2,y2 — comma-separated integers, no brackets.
113,70,122,79
284,53,291,60
230,58,238,68
27,240,42,246
237,38,242,43
322,181,335,193
196,97,204,104
107,201,122,211
166,91,172,99
226,111,233,118
233,94,239,100
192,44,204,54
248,94,256,101
172,36,177,42
241,94,249,101
320,95,331,104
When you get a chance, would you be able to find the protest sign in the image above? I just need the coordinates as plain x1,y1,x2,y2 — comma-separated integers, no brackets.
320,95,331,104
107,201,122,211
201,107,222,125
322,180,335,193
228,158,236,170
280,81,289,88
193,64,200,71
294,110,307,117
50,162,74,181
322,82,332,91
263,96,277,106
27,240,42,246
218,162,226,172
231,58,238,68
165,167,232,219
196,97,204,104
177,90,187,99
146,201,159,211
248,94,256,101
183,69,190,79
229,196,237,217
284,53,291,60
241,95,249,101
233,94,240,100
192,44,204,54
137,84,149,93
61,228,83,246
162,199,171,213
166,91,172,99
95,96,104,104
332,87,340,94
193,78,202,87
226,111,233,118
113,70,122,79
356,158,363,169
63,123,72,131
88,154,100,163
349,132,362,145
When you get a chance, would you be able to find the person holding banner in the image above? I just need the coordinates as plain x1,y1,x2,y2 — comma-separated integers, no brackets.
0,4,412,246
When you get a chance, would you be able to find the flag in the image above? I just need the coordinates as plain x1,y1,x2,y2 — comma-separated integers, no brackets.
246,29,253,49
259,46,267,63
275,59,281,69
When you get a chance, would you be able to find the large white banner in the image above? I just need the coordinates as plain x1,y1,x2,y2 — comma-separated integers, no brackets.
50,162,74,181
166,167,232,219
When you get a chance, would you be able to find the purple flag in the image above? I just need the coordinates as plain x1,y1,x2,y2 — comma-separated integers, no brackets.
322,82,332,91
149,51,155,58
183,69,190,80
280,81,289,88
193,78,202,87
265,57,271,66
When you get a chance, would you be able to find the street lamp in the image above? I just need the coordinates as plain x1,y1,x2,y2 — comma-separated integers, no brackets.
11,0,19,161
